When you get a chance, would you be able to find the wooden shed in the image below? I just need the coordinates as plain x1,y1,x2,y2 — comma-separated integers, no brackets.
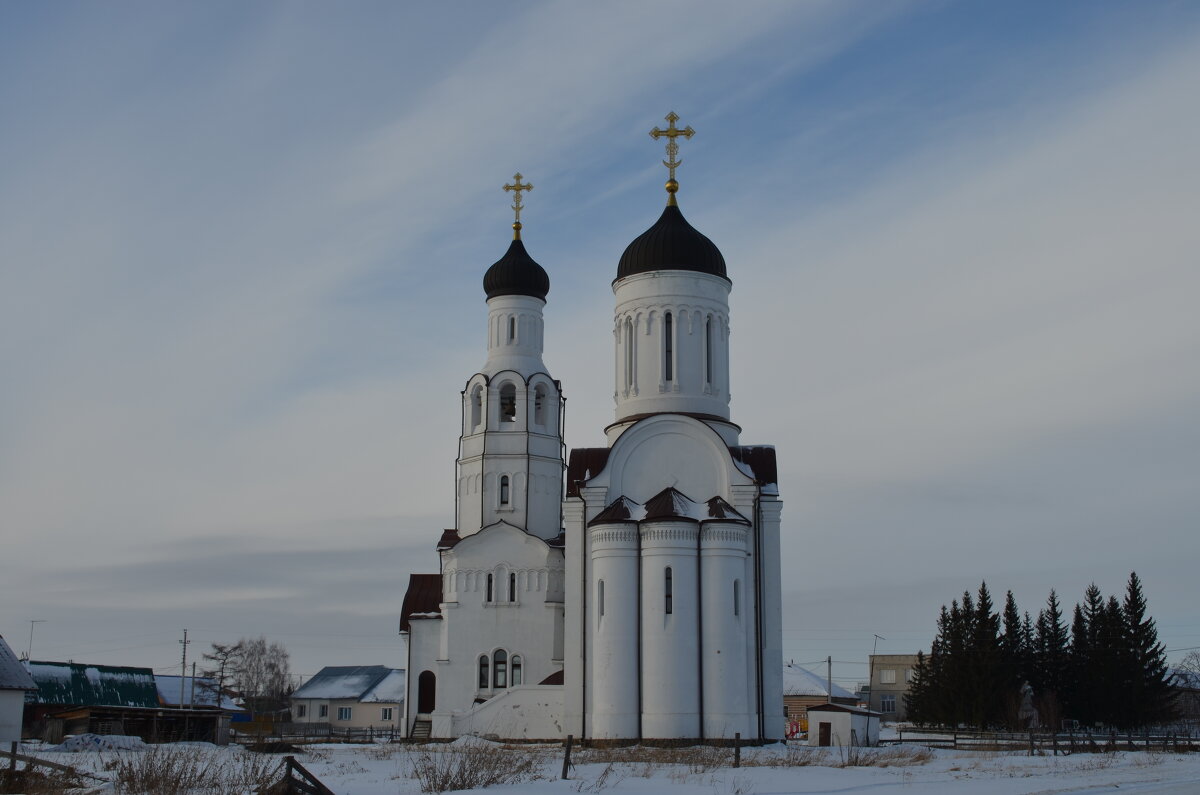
806,703,881,747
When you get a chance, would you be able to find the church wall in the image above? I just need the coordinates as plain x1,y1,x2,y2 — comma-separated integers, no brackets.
451,685,565,740
639,519,700,739
588,520,640,739
700,522,751,738
758,497,786,740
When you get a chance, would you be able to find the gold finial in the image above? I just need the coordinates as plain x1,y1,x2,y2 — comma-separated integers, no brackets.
649,111,694,206
503,173,533,239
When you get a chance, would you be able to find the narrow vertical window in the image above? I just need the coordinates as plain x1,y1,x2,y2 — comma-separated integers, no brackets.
509,572,516,601
493,650,508,688
499,475,510,506
499,383,516,422
705,316,713,386
478,655,489,688
534,385,546,427
511,655,522,686
664,312,674,382
734,579,741,617
664,566,673,615
486,573,494,603
624,318,634,390
598,579,605,618
508,316,516,341
470,386,482,429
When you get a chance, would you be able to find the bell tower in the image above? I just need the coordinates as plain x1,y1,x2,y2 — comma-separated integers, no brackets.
456,175,564,540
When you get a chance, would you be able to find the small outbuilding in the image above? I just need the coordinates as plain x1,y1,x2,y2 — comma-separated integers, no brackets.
0,635,37,744
806,703,881,747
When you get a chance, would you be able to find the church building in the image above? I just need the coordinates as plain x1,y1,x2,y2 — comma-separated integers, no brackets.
400,115,784,743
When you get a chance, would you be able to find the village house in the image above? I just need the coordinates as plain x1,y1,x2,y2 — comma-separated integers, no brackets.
291,666,405,735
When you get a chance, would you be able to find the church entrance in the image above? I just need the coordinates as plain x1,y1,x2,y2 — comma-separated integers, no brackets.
418,670,436,714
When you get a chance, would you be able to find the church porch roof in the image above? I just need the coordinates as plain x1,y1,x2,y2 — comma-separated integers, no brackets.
399,573,443,633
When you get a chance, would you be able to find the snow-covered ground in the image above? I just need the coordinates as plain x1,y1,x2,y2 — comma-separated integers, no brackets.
16,738,1200,794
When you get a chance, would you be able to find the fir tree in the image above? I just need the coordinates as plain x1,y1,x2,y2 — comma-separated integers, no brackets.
1034,590,1071,728
1121,572,1175,728
1000,590,1028,727
967,582,1003,728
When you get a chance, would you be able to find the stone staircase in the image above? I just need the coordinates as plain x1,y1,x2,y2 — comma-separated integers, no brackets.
411,719,432,740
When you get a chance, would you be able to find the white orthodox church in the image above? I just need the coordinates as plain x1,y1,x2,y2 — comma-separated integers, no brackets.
400,116,784,743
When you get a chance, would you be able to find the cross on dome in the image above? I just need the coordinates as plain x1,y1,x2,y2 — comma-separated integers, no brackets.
649,112,695,206
503,173,533,239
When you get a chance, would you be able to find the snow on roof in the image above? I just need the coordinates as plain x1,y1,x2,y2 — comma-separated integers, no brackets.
0,635,36,691
153,675,243,710
361,669,406,704
782,663,856,699
293,666,401,701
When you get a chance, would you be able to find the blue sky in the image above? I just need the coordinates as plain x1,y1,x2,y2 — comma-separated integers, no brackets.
2,1,1198,688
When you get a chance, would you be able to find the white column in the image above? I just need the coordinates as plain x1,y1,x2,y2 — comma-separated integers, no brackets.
700,522,750,738
588,521,640,739
640,520,699,739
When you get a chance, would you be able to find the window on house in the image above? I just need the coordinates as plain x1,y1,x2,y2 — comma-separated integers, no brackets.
509,572,516,601
319,704,328,718
705,316,713,385
486,573,494,603
500,383,516,422
663,312,674,382
880,669,897,684
381,707,393,721
493,649,508,688
598,579,605,618
534,385,546,427
905,668,914,683
295,704,306,718
665,566,673,615
880,695,897,713
733,579,740,617
478,655,489,688
511,655,523,686
500,475,510,506
337,707,352,721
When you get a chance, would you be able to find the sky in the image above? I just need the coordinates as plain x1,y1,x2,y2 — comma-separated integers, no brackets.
2,1,1198,691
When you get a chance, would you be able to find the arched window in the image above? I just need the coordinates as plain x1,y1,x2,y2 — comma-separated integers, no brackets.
511,655,523,686
597,579,605,618
470,386,483,429
508,316,516,342
663,312,674,382
499,383,516,423
499,475,510,506
493,649,508,688
734,579,741,617
534,384,546,427
478,655,489,689
508,572,516,601
705,316,713,386
664,566,673,615
486,573,494,603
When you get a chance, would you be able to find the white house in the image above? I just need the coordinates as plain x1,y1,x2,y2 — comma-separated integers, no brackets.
806,703,881,747
0,635,36,743
400,116,784,743
291,666,405,733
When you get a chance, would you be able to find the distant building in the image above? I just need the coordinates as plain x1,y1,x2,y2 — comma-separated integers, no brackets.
867,653,922,722
0,635,36,743
782,662,856,735
25,661,231,743
291,666,405,734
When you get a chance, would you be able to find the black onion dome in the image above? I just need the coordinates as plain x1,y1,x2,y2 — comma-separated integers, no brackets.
616,204,728,283
483,238,549,300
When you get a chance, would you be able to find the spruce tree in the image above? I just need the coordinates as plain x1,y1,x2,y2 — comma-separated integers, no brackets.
1034,590,1071,728
1121,572,1175,728
968,582,1003,728
1000,590,1027,727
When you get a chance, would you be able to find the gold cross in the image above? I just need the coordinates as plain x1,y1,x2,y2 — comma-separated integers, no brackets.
503,173,533,239
650,112,694,204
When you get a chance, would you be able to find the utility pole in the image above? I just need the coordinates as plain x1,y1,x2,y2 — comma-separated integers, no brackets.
179,629,191,708
25,620,46,663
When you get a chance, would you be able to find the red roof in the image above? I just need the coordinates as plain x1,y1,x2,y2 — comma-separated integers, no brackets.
399,573,442,633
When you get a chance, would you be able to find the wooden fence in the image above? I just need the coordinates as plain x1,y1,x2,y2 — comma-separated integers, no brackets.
261,756,334,795
234,722,401,744
892,728,1200,754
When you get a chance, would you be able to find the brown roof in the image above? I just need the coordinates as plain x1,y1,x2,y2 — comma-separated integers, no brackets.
568,442,778,497
399,573,442,633
436,529,461,550
588,496,640,526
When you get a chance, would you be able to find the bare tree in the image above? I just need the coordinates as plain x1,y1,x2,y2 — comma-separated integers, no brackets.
230,636,291,713
198,641,244,706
